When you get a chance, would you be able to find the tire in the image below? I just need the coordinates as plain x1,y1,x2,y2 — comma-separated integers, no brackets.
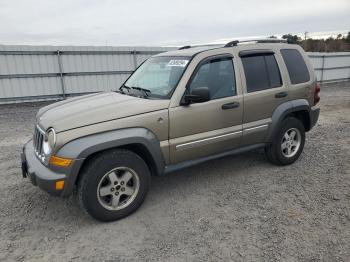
265,117,305,166
78,149,151,222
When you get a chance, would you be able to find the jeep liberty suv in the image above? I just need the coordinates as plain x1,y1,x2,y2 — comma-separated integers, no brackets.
21,39,320,221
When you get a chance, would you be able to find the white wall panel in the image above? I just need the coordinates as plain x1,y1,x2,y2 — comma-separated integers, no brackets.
308,52,350,82
0,45,349,104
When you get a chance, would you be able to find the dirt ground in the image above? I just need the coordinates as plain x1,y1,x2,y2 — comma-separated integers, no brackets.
0,83,349,262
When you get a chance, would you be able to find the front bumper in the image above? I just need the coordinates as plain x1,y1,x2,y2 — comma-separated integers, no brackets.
21,140,83,197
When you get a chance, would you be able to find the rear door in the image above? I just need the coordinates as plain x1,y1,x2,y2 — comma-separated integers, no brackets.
168,55,243,163
239,50,288,145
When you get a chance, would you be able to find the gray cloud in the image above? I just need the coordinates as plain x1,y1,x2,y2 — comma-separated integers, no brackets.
0,0,349,46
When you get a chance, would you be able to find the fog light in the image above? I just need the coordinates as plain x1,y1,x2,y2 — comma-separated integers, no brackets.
55,180,65,190
49,155,73,167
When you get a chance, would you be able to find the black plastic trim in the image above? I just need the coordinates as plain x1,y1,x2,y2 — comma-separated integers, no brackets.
239,49,275,57
266,99,318,142
164,143,265,174
56,127,165,176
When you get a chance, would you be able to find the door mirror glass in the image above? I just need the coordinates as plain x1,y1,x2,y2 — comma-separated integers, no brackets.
182,87,210,105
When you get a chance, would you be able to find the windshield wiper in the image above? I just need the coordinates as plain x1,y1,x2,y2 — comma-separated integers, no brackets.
119,85,131,94
129,86,151,98
118,85,151,98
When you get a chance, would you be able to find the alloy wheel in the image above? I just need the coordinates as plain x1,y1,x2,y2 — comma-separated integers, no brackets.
97,167,140,211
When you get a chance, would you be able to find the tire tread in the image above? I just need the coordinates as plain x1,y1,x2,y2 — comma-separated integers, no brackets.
77,149,150,222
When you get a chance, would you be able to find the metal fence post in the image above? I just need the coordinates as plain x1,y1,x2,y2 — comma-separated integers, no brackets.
56,50,66,99
132,50,138,69
320,55,325,83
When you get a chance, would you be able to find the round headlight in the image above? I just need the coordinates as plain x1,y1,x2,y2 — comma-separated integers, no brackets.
43,128,56,155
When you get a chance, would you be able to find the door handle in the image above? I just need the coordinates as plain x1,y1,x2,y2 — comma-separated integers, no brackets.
275,91,288,98
222,102,240,110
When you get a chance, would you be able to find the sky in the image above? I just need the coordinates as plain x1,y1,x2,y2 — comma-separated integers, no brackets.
0,0,349,47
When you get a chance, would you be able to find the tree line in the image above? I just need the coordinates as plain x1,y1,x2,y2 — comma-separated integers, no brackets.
269,32,350,52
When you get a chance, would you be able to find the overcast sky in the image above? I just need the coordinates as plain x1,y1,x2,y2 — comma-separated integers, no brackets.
0,0,349,46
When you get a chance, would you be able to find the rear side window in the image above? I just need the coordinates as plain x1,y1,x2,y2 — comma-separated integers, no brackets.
281,49,310,84
241,54,282,92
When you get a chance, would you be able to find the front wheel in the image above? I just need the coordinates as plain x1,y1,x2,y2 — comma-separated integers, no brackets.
78,149,151,222
265,117,305,165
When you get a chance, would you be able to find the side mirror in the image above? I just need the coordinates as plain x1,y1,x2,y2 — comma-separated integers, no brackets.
182,87,210,105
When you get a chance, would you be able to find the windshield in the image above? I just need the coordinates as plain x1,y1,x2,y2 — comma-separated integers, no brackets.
122,56,190,98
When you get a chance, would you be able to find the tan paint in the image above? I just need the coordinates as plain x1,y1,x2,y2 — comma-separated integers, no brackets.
54,109,169,159
37,92,170,133
34,43,316,168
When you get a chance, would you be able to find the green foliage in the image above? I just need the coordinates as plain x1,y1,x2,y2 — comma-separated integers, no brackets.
281,32,350,52
282,34,301,44
346,32,350,43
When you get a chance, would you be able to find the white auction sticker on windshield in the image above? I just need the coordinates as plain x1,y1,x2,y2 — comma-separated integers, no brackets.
167,60,189,67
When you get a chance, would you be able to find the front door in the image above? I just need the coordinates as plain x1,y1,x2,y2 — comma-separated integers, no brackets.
168,55,243,163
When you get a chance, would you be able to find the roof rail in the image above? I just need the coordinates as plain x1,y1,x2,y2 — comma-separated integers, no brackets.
178,38,287,50
224,38,287,47
178,45,191,50
178,44,222,50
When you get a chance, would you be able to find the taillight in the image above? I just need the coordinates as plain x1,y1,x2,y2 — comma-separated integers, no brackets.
314,83,320,105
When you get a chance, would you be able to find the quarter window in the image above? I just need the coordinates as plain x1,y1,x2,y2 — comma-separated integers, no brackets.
281,49,310,84
241,54,282,93
265,55,282,88
188,57,236,99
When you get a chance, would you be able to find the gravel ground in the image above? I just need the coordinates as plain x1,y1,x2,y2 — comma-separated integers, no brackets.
0,83,349,262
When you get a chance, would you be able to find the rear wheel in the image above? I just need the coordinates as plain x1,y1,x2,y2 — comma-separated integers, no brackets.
265,117,305,165
78,149,150,222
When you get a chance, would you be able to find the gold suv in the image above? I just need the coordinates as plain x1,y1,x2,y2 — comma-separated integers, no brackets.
21,39,320,221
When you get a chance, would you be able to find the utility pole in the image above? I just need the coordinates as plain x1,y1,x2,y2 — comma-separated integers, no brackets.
304,31,308,40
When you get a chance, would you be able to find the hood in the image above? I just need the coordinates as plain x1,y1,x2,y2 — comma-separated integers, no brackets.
37,92,170,132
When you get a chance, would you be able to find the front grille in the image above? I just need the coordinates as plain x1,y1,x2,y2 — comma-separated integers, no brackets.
33,125,45,160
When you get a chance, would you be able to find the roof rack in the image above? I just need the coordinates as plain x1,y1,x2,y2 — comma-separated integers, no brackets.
177,44,222,50
224,38,287,47
178,45,191,50
178,38,287,50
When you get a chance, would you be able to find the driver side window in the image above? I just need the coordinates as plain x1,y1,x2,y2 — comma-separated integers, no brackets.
188,57,236,99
